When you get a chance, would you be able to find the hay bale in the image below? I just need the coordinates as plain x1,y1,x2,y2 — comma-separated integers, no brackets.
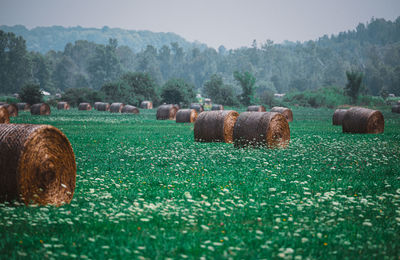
190,103,204,113
140,101,153,109
332,109,348,125
176,109,198,123
57,102,70,110
94,102,103,110
211,104,224,110
233,112,290,148
122,105,140,114
96,102,110,111
30,103,51,115
17,103,30,111
391,104,400,114
270,107,293,122
247,105,266,112
156,104,179,120
0,124,76,205
110,103,125,113
342,107,384,134
194,110,239,143
0,107,10,124
78,103,92,111
0,104,18,117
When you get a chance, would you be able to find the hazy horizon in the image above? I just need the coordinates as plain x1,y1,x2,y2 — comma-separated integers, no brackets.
1,0,399,49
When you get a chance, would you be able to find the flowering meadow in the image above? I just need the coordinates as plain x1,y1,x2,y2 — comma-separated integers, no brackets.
1,107,399,259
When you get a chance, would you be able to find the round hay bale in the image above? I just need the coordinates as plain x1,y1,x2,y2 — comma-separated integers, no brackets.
17,103,30,111
190,103,204,113
121,105,140,114
140,101,153,109
233,112,290,148
342,107,384,134
176,109,198,123
194,110,239,143
78,103,92,111
0,104,18,117
0,124,76,205
391,104,400,114
30,103,51,115
57,102,70,110
270,107,293,122
211,104,224,111
110,103,125,113
156,104,179,120
94,102,103,110
0,107,10,124
247,105,266,112
332,109,348,125
96,102,110,111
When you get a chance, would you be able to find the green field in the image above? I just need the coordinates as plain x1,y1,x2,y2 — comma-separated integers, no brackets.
1,107,400,259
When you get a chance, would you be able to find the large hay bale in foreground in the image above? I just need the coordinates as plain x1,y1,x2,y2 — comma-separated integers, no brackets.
211,104,224,111
233,112,290,148
0,124,76,205
17,103,30,111
194,110,239,143
0,107,10,124
247,105,266,112
110,103,125,113
0,104,18,117
190,103,204,113
342,107,384,134
392,104,400,114
140,101,153,109
332,109,348,125
78,103,92,111
96,102,110,111
57,102,70,110
176,109,198,123
156,104,179,120
270,107,293,122
122,105,140,114
30,103,51,115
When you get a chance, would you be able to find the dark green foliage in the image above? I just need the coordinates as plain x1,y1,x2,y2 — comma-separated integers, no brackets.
62,88,104,107
234,71,256,106
161,78,195,105
18,83,43,104
203,74,238,106
345,71,363,104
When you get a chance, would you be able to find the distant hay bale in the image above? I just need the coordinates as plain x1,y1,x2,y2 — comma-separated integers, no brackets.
233,112,290,148
96,102,110,111
30,103,51,115
0,103,18,117
176,109,198,123
110,103,125,113
391,104,400,114
0,124,76,205
342,107,384,134
94,102,103,110
140,101,153,109
194,110,239,143
57,102,70,110
332,109,348,125
247,105,266,112
121,105,140,114
156,104,179,120
0,107,10,124
17,103,30,111
78,103,92,111
211,104,224,110
270,107,293,122
190,103,204,113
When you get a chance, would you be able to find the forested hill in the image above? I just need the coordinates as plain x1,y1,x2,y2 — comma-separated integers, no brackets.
0,25,207,53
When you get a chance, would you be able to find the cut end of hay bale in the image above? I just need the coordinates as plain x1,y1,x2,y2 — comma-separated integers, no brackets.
78,103,92,111
121,105,140,114
140,101,153,109
0,107,10,124
247,105,266,112
332,109,347,125
110,103,125,113
270,107,293,122
156,104,179,120
0,124,76,206
30,103,51,115
0,104,18,117
176,109,198,123
57,102,70,110
342,107,384,134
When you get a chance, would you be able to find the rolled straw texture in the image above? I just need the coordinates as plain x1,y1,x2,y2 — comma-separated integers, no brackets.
342,107,384,134
247,105,266,112
110,103,125,113
94,102,103,110
156,104,178,120
17,103,30,111
270,107,293,122
332,109,348,125
233,112,290,148
176,109,197,123
194,110,239,143
0,104,18,117
140,101,153,109
122,105,140,114
30,103,51,115
0,107,10,124
211,104,224,111
78,103,92,111
0,124,76,205
190,103,204,113
57,102,70,110
96,102,110,111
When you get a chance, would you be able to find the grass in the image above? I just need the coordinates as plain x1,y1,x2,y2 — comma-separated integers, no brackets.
1,107,400,259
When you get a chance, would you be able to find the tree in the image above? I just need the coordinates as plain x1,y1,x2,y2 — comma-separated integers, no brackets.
19,83,43,104
121,72,159,105
345,70,363,104
203,74,238,106
161,78,195,105
234,71,256,106
62,87,103,107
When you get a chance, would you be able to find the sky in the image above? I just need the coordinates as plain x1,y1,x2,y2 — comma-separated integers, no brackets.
0,0,399,49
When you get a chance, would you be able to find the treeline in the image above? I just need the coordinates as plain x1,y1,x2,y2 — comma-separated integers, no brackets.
1,17,400,103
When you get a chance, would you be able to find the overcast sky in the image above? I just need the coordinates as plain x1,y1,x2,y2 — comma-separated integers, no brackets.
0,0,399,49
